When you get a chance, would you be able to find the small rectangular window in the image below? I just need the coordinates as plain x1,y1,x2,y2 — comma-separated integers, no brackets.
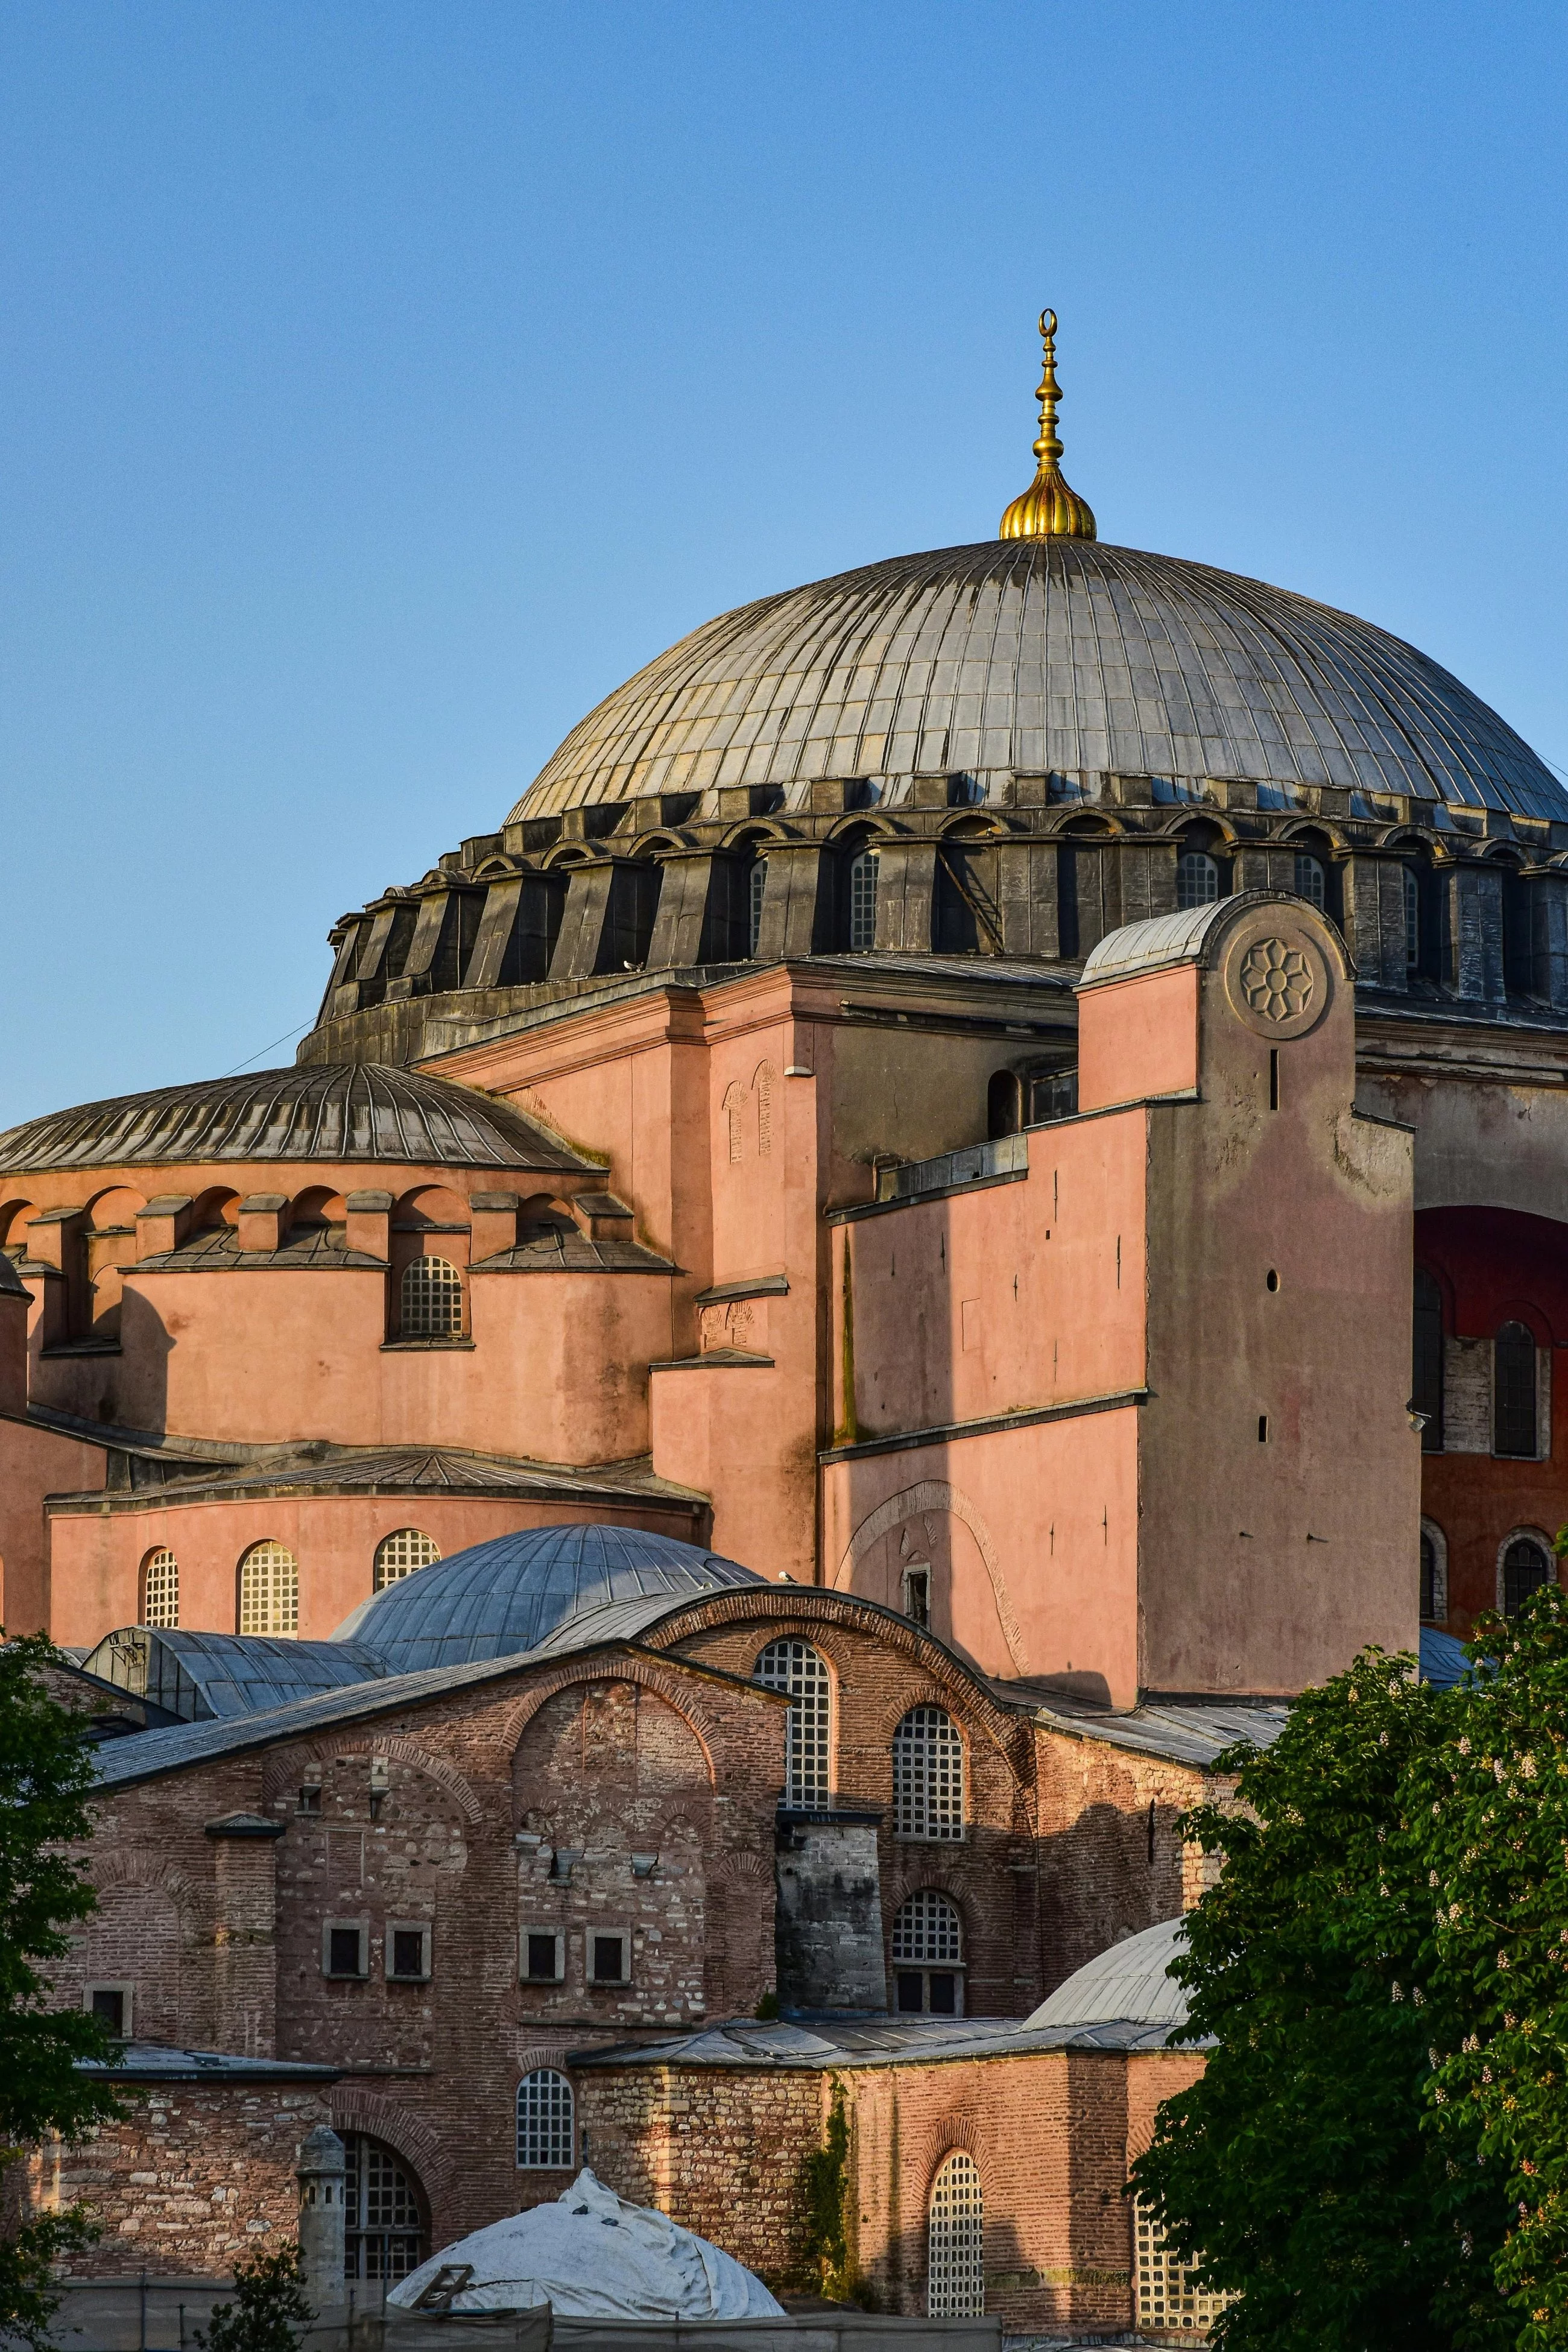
297,1785,322,1815
590,1933,627,1986
387,1924,430,1982
87,1985,130,2037
522,1930,564,1984
902,1566,931,1628
323,1921,368,1979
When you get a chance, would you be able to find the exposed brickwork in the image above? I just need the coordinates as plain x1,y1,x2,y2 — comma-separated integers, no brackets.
26,2084,332,2277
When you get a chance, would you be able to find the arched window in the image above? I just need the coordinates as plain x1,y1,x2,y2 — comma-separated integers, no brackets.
374,1529,441,1592
1502,1535,1552,1618
891,1891,963,2015
400,1255,464,1339
754,1637,831,1809
847,848,879,950
1412,1268,1444,1453
1175,850,1219,911
1294,852,1326,910
893,1706,964,1841
1419,1526,1443,1623
140,1547,179,1630
748,858,768,958
1493,1321,1538,1458
343,2132,425,2280
1404,868,1421,969
516,2069,575,2169
986,1070,1022,1140
1134,2198,1232,2337
927,2151,984,2318
238,1541,299,1638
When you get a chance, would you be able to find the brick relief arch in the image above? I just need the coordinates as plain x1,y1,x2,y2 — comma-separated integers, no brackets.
77,1853,202,2046
262,1733,484,1830
905,2114,985,2197
495,1655,720,1785
90,1850,199,1910
329,2090,457,2211
832,1481,1030,1676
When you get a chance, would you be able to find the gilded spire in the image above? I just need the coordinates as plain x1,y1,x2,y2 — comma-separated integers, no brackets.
998,309,1096,542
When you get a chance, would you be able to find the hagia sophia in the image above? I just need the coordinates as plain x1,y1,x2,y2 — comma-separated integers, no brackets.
7,315,1566,2337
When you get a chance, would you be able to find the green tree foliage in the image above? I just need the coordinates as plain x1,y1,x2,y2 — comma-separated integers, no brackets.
196,2245,313,2352
0,1631,122,2352
798,2080,852,2300
1132,1587,1568,2352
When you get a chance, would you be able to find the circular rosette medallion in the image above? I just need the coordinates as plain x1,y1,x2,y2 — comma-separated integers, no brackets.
1224,928,1331,1040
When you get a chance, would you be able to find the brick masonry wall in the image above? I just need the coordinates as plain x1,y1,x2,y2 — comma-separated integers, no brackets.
26,2083,332,2278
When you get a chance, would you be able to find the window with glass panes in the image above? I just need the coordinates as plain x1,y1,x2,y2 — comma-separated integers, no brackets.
1493,1322,1538,1458
141,1547,179,1629
893,1706,964,1839
926,2152,984,2318
373,1528,441,1591
343,2134,423,2280
1503,1536,1551,1617
1412,1268,1444,1452
400,1255,463,1338
1294,853,1326,909
238,1541,298,1637
1175,851,1218,910
1134,2198,1232,2338
847,849,879,949
892,1891,963,2015
516,2069,574,2169
754,1638,831,1807
748,858,768,956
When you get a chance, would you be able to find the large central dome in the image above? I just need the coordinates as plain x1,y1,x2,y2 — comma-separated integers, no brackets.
507,538,1564,826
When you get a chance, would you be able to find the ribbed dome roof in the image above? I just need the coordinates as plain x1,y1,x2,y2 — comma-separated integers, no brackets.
507,539,1565,824
0,1064,591,1176
331,1523,765,1672
1025,1915,1190,2032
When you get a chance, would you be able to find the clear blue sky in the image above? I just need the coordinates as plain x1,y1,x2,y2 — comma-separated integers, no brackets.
4,1,1566,1125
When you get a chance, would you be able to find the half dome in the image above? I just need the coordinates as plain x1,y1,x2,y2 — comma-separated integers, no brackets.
507,539,1565,826
331,1522,765,1672
1025,1914,1190,2033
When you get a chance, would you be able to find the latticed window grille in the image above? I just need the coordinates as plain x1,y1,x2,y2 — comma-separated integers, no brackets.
1294,852,1326,909
516,2069,575,2169
400,1254,464,1339
1175,850,1219,911
1503,1535,1551,1617
343,2133,423,2280
848,849,879,950
892,1890,963,1964
927,2151,984,2318
140,1547,179,1629
893,1706,964,1839
238,1541,299,1637
1134,2198,1231,2336
374,1528,441,1592
754,1637,831,1808
748,858,768,956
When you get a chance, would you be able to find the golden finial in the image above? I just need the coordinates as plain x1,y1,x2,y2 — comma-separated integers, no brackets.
999,309,1096,541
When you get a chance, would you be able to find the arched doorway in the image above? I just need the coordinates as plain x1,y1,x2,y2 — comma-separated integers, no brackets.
341,2132,426,2281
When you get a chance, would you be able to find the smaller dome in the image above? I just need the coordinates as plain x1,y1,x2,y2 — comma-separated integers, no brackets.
1026,1915,1190,2033
332,1522,764,1672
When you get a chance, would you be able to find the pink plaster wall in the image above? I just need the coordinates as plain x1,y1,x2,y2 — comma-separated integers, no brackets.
1078,964,1199,1110
0,1414,107,1634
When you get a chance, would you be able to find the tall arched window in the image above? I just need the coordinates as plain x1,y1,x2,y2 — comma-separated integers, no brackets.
343,2132,425,2280
400,1255,464,1339
748,858,768,957
1412,1268,1444,1453
374,1529,441,1591
516,2069,575,2169
1419,1526,1444,1624
1502,1535,1551,1618
1134,2198,1231,2337
139,1547,179,1630
927,2151,984,2318
847,848,879,950
1493,1321,1538,1458
893,1706,964,1840
1293,852,1326,910
1404,868,1421,969
891,1891,963,2015
754,1637,831,1808
1175,850,1218,911
238,1541,299,1638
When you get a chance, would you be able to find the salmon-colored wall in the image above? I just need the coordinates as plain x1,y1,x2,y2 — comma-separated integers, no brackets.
650,1361,815,1582
821,1411,1142,1704
1078,964,1199,1110
45,1492,700,1649
0,1414,107,1634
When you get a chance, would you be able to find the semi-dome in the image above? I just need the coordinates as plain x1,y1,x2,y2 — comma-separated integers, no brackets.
506,537,1566,826
1025,1915,1190,2034
331,1522,765,1672
0,1063,590,1176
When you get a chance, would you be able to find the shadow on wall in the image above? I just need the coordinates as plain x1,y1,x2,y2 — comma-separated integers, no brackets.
112,1284,173,1440
1035,1800,1187,1997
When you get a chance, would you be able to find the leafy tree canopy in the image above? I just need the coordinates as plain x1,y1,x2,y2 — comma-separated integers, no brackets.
196,2245,313,2352
1131,1585,1568,2352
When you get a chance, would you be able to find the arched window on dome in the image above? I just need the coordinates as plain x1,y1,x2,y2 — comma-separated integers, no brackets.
754,1638,831,1809
238,1541,298,1639
847,847,879,951
927,2151,984,2318
1294,852,1326,911
1175,850,1219,911
891,1891,964,2015
748,857,768,958
893,1706,965,1841
374,1529,441,1592
139,1546,179,1630
517,2069,575,2170
400,1256,464,1340
1493,1321,1539,1459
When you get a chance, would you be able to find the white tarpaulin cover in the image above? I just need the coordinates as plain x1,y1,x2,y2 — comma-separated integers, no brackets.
387,2169,786,2321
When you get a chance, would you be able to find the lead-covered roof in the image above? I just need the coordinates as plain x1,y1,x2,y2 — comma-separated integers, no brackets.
507,539,1566,824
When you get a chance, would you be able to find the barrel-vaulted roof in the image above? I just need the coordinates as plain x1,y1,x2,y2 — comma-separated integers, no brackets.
0,1063,592,1177
505,538,1566,825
